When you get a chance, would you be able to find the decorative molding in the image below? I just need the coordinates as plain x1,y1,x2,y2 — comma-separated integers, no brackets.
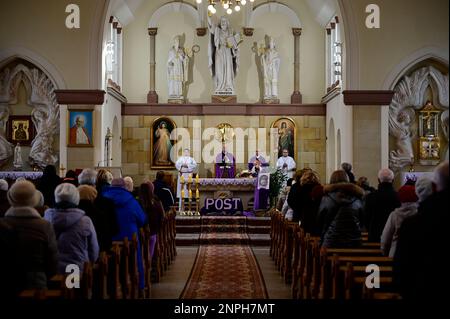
243,27,254,37
342,90,395,105
249,2,302,28
211,95,237,104
330,22,336,29
321,86,342,104
107,86,127,104
292,28,302,37
122,103,326,116
326,28,331,35
291,91,302,104
196,27,207,37
54,90,105,105
117,27,122,35
148,28,158,36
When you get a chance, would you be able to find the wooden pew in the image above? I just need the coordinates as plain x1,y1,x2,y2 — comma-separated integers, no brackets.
109,243,123,299
140,226,152,299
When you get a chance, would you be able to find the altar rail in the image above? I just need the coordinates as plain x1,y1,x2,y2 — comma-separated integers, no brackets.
122,103,326,116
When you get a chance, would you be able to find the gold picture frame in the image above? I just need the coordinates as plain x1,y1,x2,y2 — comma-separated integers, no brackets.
150,116,177,169
67,110,94,147
270,117,297,163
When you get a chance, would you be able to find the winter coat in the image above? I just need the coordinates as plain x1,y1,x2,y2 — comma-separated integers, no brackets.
288,183,323,235
364,182,401,242
0,207,58,298
317,183,365,248
394,188,450,300
153,179,175,212
78,196,119,252
44,206,99,274
102,186,147,289
0,189,10,217
380,202,418,257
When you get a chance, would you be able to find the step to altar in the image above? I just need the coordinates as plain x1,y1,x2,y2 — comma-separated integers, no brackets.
175,215,271,246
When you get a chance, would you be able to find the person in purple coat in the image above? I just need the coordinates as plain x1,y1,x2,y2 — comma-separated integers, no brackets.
44,183,99,274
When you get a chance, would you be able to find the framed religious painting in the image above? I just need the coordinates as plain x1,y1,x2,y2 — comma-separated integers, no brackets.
67,110,94,147
150,116,177,169
7,115,35,146
271,117,297,161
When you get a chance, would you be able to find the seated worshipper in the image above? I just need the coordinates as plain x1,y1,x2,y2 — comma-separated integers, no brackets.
215,143,236,178
394,161,449,300
364,168,401,242
248,150,267,171
0,181,57,298
381,176,433,257
276,149,296,180
0,179,10,216
317,170,365,248
139,182,164,258
341,162,356,184
44,183,99,274
78,168,118,252
153,171,175,212
102,178,147,292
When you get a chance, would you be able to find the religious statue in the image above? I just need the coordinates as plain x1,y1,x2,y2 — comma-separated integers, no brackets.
390,109,415,168
167,35,189,103
207,15,242,96
259,36,281,103
441,110,449,160
0,105,13,164
14,142,23,170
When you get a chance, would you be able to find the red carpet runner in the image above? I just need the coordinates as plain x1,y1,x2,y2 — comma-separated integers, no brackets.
180,217,268,299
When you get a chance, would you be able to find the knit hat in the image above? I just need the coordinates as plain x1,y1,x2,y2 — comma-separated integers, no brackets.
415,176,434,203
54,183,80,206
0,179,8,191
78,185,98,202
7,180,40,207
36,190,45,207
111,178,126,188
397,184,418,203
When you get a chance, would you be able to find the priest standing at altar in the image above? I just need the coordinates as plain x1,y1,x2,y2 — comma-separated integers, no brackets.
277,149,296,180
215,143,236,178
175,148,197,211
248,150,267,171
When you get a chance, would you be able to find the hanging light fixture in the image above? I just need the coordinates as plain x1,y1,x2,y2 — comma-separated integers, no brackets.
202,0,254,16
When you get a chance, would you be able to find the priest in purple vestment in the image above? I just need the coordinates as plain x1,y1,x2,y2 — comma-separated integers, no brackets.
215,144,236,178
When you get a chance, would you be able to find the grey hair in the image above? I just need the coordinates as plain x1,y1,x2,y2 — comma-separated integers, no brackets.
0,179,8,191
434,161,449,192
123,176,134,192
78,168,98,186
378,168,394,183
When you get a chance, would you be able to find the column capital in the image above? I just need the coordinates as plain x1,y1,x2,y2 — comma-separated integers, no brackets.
148,28,158,36
292,28,302,37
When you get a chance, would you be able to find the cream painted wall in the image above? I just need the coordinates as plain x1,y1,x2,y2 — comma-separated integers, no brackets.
349,0,449,89
122,0,325,103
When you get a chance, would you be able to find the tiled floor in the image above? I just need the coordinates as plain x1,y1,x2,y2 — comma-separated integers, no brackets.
150,245,291,299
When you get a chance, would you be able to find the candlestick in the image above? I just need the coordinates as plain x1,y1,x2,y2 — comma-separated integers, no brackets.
188,174,192,184
181,189,185,199
180,175,185,184
188,189,192,198
196,174,200,184
196,188,200,199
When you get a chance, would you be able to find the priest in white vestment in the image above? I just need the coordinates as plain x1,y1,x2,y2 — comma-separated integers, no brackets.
276,149,296,180
175,148,198,210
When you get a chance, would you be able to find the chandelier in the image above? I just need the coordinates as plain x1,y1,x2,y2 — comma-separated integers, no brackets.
195,0,255,15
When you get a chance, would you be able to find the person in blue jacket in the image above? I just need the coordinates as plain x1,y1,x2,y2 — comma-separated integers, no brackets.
102,177,148,292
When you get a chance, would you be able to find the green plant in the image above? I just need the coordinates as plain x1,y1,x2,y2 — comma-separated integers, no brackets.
269,169,288,208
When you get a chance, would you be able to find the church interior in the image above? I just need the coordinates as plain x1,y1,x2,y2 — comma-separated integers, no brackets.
0,0,448,305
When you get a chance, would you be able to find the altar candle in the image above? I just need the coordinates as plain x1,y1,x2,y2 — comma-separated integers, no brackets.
196,189,200,199
188,174,193,184
180,175,185,183
188,189,192,198
196,174,200,184
181,189,185,198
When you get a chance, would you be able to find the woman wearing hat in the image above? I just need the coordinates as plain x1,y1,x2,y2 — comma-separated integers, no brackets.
44,183,99,274
0,180,58,298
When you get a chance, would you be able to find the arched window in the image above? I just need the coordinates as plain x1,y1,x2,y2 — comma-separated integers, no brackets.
105,16,122,89
325,16,342,92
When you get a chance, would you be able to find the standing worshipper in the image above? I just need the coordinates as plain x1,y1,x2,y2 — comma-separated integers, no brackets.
175,149,198,211
37,165,61,208
276,149,296,180
153,171,175,212
341,163,356,184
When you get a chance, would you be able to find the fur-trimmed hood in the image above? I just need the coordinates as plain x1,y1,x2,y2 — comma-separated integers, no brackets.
323,183,365,199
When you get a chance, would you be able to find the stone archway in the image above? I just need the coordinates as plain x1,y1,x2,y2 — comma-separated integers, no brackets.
0,59,60,169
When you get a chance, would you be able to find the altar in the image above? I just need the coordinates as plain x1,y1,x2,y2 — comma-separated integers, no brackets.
197,178,256,210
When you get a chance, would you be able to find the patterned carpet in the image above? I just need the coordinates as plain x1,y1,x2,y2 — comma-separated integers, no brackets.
180,245,269,299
